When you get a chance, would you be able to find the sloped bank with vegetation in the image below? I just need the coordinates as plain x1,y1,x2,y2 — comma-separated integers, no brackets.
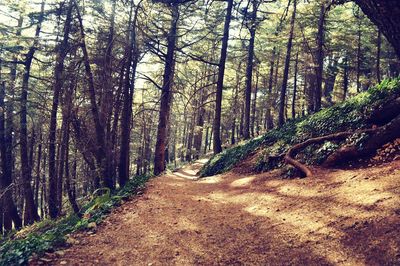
200,78,400,177
0,175,150,266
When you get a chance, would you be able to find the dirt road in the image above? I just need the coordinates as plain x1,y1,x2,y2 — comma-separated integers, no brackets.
41,159,400,265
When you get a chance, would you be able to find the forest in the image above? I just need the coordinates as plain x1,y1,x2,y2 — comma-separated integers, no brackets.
0,0,400,264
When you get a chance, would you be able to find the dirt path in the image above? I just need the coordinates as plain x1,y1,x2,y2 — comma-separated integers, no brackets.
39,159,400,265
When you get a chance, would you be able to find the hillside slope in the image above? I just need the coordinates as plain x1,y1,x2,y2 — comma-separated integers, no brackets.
200,78,400,177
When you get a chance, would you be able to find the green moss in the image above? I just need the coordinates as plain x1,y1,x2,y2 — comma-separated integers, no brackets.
200,78,400,177
0,174,151,266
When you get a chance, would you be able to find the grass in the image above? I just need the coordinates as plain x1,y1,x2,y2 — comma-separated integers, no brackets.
0,174,151,266
200,78,400,177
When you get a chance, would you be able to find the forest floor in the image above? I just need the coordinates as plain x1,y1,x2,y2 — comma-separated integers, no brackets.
33,158,400,265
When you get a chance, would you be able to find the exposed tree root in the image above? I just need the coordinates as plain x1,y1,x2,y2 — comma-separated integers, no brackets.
325,114,400,167
286,113,400,177
285,128,378,177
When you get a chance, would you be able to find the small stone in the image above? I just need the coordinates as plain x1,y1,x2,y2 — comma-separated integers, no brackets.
60,261,68,265
55,250,65,256
66,237,79,245
87,222,97,229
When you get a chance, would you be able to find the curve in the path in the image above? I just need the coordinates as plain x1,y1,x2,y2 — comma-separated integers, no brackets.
36,159,400,266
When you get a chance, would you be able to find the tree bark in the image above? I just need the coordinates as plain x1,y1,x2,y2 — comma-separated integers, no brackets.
376,29,382,83
251,71,259,137
61,78,80,214
292,51,299,119
324,55,338,106
315,1,326,112
48,0,73,218
231,63,241,143
356,14,362,92
0,79,22,231
20,0,45,224
243,1,259,139
266,48,276,130
118,0,141,186
154,4,179,175
343,56,349,101
279,0,297,126
353,0,400,60
76,1,112,188
99,0,117,189
213,0,233,154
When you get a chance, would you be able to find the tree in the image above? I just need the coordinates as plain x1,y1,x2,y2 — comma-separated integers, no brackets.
20,0,45,224
0,67,22,232
213,0,233,154
242,0,261,139
119,0,142,186
353,0,400,59
48,0,74,218
314,1,326,112
154,3,180,175
278,0,297,126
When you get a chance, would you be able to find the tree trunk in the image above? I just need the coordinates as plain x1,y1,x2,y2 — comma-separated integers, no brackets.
185,114,195,162
34,128,42,210
315,1,326,112
59,72,80,215
353,0,400,60
154,5,179,175
324,55,338,106
292,51,299,119
306,68,316,113
376,30,382,83
204,123,209,154
0,79,22,231
266,48,276,130
213,0,233,154
20,0,45,224
279,0,297,126
243,2,258,139
76,3,112,188
231,64,241,144
343,56,349,101
48,0,73,218
356,15,362,92
193,68,208,159
118,1,141,186
251,71,259,137
100,0,117,190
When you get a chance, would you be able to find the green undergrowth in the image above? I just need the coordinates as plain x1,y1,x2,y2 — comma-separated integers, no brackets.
0,174,151,266
200,78,400,177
